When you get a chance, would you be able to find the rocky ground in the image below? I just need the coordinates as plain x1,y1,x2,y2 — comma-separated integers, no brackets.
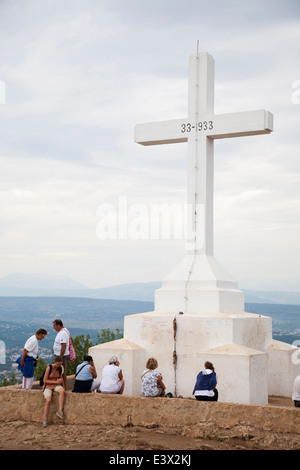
0,393,298,452
0,415,299,451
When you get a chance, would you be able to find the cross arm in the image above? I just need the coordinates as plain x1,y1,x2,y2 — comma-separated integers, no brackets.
208,110,273,139
134,110,273,146
134,118,187,146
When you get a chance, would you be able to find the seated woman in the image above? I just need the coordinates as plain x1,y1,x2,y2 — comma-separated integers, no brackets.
72,355,101,393
193,361,218,402
100,356,125,394
42,356,65,427
141,358,166,397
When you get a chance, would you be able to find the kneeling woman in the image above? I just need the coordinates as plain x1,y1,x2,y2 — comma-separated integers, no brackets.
100,356,125,394
193,361,218,402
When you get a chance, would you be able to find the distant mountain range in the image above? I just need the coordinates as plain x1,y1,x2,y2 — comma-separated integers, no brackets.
0,273,87,290
0,273,299,305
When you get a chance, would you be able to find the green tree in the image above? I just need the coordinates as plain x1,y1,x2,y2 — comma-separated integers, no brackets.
34,357,48,381
66,334,94,375
96,328,123,344
67,328,123,376
0,371,19,387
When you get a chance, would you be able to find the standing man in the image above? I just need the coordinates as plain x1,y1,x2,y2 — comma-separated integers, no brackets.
17,328,48,389
53,319,70,389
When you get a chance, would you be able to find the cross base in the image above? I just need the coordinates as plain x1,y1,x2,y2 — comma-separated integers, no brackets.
155,253,244,313
89,307,299,404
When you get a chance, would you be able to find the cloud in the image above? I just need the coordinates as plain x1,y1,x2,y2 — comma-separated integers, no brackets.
0,0,299,288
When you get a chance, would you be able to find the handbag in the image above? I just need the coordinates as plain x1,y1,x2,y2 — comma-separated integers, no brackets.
63,328,76,362
69,341,76,362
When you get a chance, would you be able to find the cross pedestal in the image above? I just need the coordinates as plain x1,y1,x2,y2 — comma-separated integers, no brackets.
90,52,299,405
154,253,244,314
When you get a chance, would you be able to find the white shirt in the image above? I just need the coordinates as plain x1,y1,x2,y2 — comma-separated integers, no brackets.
24,335,38,358
53,328,70,356
292,375,300,401
100,364,120,393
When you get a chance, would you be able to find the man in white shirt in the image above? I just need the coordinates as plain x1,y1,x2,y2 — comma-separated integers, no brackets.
18,328,47,389
53,319,70,389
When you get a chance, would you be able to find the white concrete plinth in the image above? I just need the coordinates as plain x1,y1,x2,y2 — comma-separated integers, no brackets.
90,253,300,404
120,309,273,403
90,299,300,404
267,339,300,397
156,288,244,314
89,338,146,396
89,254,300,404
124,310,273,355
196,344,268,405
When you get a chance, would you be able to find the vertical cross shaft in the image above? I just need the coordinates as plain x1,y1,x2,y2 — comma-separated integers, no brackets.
134,50,273,314
134,51,272,263
187,53,215,255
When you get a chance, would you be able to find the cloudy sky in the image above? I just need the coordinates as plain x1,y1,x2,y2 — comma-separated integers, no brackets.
0,0,299,290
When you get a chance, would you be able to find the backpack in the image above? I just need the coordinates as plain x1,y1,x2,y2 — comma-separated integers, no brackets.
39,364,63,388
39,364,52,387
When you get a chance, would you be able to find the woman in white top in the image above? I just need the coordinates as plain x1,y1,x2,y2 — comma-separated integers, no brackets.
100,356,125,394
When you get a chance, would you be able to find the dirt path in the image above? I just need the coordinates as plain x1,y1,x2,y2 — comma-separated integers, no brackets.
0,417,299,451
0,393,298,451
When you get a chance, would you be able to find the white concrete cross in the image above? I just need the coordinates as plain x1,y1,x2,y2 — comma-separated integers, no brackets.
134,52,273,254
